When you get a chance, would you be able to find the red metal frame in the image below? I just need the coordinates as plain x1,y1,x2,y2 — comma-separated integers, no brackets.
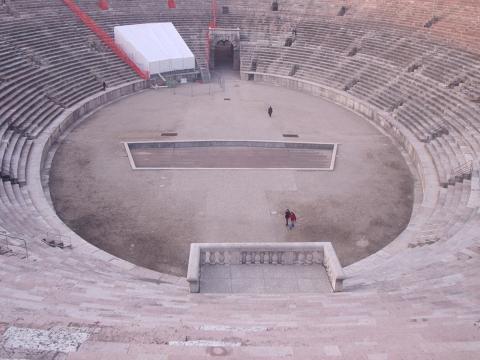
63,0,149,80
210,0,217,28
206,0,216,69
98,0,109,10
206,31,211,69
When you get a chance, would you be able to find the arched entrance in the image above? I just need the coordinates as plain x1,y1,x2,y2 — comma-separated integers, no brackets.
214,40,234,69
209,28,240,72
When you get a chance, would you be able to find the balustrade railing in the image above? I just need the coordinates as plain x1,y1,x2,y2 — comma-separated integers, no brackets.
188,242,345,293
202,249,324,266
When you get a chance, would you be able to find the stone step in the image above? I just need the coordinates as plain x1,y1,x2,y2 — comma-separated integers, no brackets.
9,134,27,183
17,138,33,185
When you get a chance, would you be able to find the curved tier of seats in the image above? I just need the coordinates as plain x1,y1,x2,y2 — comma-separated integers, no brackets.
78,0,212,75
0,0,479,358
219,1,480,184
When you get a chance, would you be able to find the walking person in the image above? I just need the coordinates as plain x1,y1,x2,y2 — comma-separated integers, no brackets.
268,105,273,117
289,211,297,230
284,209,291,227
102,81,107,91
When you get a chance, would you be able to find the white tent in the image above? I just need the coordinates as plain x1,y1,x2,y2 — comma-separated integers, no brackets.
114,22,195,75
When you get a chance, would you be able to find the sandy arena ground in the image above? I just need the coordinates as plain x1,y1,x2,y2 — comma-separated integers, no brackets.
49,76,415,276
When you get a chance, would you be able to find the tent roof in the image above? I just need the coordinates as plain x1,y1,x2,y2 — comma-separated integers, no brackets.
114,22,194,62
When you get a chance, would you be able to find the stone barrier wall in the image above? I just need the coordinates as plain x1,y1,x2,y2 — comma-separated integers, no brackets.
187,242,345,293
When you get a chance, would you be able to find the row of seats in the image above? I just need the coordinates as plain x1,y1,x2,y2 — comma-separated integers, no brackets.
77,0,212,74
218,5,480,186
0,0,139,194
217,0,480,53
0,0,215,250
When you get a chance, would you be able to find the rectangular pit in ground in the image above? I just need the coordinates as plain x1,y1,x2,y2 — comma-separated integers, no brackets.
124,140,338,170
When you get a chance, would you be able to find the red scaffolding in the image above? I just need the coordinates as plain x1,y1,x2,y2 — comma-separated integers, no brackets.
210,0,217,28
63,0,149,80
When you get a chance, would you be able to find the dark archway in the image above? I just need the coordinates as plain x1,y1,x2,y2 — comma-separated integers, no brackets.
214,40,234,69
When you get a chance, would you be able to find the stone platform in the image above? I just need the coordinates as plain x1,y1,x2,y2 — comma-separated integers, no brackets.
187,242,345,293
200,264,332,293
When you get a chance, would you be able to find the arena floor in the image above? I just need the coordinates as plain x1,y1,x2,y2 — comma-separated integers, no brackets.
49,76,415,276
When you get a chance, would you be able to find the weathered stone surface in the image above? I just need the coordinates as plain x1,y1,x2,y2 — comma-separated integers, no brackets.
2,326,89,353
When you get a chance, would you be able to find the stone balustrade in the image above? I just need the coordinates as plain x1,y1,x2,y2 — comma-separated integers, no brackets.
202,248,324,265
187,242,345,293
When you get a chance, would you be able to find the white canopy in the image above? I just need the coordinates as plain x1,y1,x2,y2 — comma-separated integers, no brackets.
114,22,195,75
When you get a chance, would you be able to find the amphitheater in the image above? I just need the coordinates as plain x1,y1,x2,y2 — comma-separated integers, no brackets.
1,0,480,358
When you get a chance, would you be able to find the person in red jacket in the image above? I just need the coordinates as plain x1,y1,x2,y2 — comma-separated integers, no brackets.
289,211,297,230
